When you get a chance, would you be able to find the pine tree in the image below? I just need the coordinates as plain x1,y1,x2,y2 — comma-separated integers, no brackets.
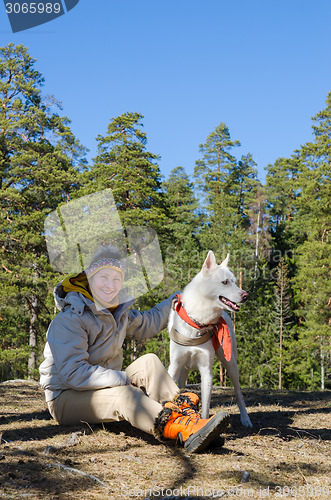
84,112,172,293
291,93,331,390
82,112,165,229
0,44,86,380
247,185,271,280
194,124,260,268
265,155,302,257
162,166,202,290
272,258,293,389
290,241,330,389
235,268,276,388
229,153,260,229
264,92,331,390
194,122,241,251
225,153,261,272
82,112,169,302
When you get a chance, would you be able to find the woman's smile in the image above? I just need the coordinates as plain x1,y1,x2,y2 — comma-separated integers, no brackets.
89,268,123,304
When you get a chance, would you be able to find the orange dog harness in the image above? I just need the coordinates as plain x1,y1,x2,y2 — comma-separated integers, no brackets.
172,294,232,361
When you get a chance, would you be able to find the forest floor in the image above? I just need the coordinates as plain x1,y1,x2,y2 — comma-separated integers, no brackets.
0,380,330,500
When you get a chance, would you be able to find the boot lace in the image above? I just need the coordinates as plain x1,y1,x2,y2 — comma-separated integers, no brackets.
179,407,201,425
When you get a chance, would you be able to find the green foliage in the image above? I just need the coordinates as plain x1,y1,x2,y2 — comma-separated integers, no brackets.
138,329,170,370
81,111,166,229
0,43,329,391
194,124,261,277
162,166,202,292
265,91,331,390
0,43,86,379
235,268,277,388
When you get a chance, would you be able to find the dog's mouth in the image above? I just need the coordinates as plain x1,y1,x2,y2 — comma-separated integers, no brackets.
219,296,240,312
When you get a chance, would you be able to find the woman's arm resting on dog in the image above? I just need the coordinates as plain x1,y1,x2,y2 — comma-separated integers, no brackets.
126,293,178,341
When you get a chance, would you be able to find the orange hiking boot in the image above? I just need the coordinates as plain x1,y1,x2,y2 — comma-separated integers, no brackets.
154,402,230,454
174,391,200,413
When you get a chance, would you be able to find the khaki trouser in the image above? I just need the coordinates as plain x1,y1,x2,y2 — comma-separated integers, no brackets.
47,353,179,435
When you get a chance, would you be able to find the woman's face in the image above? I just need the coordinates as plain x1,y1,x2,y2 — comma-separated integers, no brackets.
89,267,123,304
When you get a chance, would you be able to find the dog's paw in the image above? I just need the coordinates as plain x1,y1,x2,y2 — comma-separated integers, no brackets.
240,414,253,427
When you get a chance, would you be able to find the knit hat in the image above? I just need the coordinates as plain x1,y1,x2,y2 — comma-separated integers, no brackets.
85,256,125,281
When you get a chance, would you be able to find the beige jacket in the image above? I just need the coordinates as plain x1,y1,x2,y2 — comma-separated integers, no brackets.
39,284,175,402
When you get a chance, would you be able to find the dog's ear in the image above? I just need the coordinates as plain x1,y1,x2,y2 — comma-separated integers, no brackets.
202,250,218,276
220,253,230,268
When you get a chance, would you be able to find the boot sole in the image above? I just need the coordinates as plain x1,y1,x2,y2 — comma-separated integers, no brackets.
181,411,230,454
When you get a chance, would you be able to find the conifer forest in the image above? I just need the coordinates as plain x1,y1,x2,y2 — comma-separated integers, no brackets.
0,43,330,391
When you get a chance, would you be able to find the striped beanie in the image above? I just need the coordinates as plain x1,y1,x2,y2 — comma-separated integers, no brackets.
86,258,125,280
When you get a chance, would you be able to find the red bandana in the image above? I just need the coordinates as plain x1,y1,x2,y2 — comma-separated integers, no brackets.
174,294,232,361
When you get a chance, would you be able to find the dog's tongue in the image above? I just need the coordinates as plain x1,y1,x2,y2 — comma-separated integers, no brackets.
220,296,240,311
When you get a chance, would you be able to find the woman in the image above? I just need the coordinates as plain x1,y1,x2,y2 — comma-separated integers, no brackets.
39,246,229,453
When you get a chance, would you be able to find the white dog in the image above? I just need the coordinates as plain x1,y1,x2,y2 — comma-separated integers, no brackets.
168,250,252,427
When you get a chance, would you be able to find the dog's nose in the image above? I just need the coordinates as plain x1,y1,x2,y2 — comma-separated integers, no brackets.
241,291,249,302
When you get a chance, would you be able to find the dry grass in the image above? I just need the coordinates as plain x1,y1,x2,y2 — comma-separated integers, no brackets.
0,381,330,499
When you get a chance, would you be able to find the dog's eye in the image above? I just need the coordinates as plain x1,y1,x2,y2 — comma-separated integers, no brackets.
222,279,229,285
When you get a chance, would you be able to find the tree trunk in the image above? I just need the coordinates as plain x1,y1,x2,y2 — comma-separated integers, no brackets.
28,296,38,379
254,209,260,280
320,338,325,391
279,286,283,390
220,365,227,387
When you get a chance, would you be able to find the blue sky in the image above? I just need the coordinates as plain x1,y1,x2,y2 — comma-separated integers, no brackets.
1,0,331,183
